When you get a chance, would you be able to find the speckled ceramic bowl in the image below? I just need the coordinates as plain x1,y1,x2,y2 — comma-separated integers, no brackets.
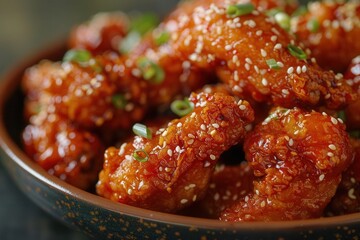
1,11,360,240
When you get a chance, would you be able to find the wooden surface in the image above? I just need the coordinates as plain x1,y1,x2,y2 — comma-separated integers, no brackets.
0,1,178,239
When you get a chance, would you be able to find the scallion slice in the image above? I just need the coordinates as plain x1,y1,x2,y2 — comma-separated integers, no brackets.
137,57,165,84
170,98,194,117
133,149,149,162
274,12,290,32
227,3,255,17
130,13,159,36
287,44,307,60
111,94,127,109
337,110,346,122
155,31,171,46
63,49,92,63
307,19,320,33
132,123,152,139
266,59,282,69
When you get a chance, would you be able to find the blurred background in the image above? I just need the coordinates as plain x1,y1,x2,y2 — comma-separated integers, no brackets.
0,0,178,239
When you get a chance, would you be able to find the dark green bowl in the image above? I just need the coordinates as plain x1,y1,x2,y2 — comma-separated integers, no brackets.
1,12,360,240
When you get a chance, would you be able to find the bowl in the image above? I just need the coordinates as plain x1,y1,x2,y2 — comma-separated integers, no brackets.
1,8,360,240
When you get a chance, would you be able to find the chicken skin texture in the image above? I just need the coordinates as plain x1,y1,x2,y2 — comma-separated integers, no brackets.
158,0,356,109
196,162,255,218
96,92,254,212
291,1,360,73
221,108,353,221
22,111,105,190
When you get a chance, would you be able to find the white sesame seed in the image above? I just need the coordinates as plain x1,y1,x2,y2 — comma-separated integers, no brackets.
296,66,301,74
177,122,182,128
212,123,220,128
256,30,263,36
262,78,268,86
192,195,197,202
210,154,216,160
167,149,173,157
331,117,338,125
319,174,325,181
288,139,294,146
187,139,194,145
348,188,356,200
260,201,266,207
260,49,267,57
165,167,171,172
327,152,334,157
225,45,232,51
204,161,211,167
175,146,181,152
282,89,290,95
287,67,294,74
245,196,249,202
245,63,250,71
200,124,206,130
188,133,195,138
214,193,220,201
239,105,247,110
274,43,282,50
270,35,278,42
302,65,307,73
277,62,284,68
245,58,253,64
328,144,337,150
181,199,188,204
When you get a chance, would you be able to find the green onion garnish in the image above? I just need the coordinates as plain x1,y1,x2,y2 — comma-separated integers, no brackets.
155,31,170,46
119,31,141,54
130,13,159,36
111,94,127,109
133,149,149,162
170,98,194,117
266,59,282,69
63,49,92,63
265,8,282,17
132,123,152,139
137,57,165,84
287,44,307,60
227,3,255,17
274,12,291,32
307,19,320,33
291,6,308,18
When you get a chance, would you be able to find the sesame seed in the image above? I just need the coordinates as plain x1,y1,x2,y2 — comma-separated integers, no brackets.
302,65,307,73
188,133,195,138
245,63,250,71
181,199,188,204
214,193,220,201
245,58,253,64
200,124,206,130
296,66,301,74
270,35,277,42
277,62,284,68
187,139,194,145
319,174,325,181
256,30,263,36
239,105,247,110
192,195,197,202
165,167,171,172
262,78,268,86
282,89,290,95
212,123,220,128
177,122,182,128
274,43,282,50
175,146,181,152
328,144,337,150
331,117,338,125
204,161,211,167
288,138,294,146
327,152,334,157
260,201,266,207
260,49,267,57
225,45,232,50
348,188,356,200
167,149,173,157
245,196,249,202
210,154,216,160
287,67,294,74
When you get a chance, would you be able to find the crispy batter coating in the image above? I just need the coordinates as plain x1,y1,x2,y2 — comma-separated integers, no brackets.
69,12,129,54
328,138,360,216
161,0,355,109
291,1,360,73
22,111,105,190
220,108,353,221
96,92,254,212
344,56,360,130
196,162,255,218
22,57,147,130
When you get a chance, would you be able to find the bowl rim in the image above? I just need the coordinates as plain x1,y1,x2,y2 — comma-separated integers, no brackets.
1,41,360,232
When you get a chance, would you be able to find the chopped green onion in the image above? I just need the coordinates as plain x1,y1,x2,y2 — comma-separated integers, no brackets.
307,19,320,33
130,13,159,36
287,44,307,60
132,123,152,139
133,149,149,162
136,57,165,84
266,59,282,69
337,111,346,122
227,3,255,17
274,12,291,31
119,31,141,54
170,98,194,117
111,94,127,109
266,8,282,17
154,31,171,46
291,6,307,18
63,49,92,63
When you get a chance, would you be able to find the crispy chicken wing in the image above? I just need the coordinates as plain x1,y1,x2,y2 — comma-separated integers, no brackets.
220,107,353,221
96,92,254,212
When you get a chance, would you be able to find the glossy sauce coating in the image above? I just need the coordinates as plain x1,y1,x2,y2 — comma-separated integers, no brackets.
96,92,254,212
291,1,360,73
221,108,353,221
344,56,360,130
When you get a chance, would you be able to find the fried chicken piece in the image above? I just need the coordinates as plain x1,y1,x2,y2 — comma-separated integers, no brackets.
96,92,254,212
69,12,129,54
344,56,360,130
291,1,360,73
220,107,353,222
163,0,355,109
196,162,255,218
328,138,360,216
22,110,105,190
22,56,147,130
